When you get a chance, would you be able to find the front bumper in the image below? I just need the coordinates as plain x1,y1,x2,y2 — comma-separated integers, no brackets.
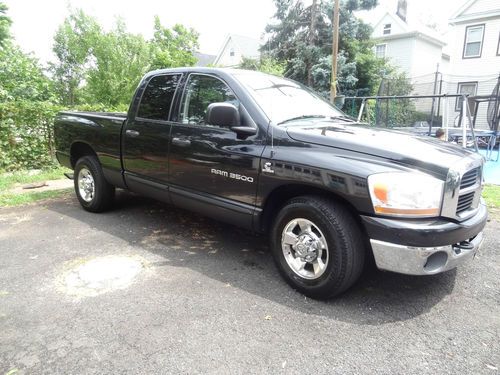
370,232,483,275
362,202,488,275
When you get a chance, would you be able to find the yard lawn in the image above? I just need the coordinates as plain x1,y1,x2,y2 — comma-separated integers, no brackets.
0,167,72,207
483,184,500,221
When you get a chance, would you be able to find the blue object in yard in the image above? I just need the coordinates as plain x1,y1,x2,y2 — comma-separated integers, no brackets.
480,149,500,185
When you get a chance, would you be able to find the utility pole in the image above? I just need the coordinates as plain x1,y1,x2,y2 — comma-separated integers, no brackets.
330,0,340,103
428,63,440,135
307,0,317,87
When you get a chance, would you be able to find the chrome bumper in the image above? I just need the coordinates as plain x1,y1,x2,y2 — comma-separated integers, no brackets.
370,232,483,275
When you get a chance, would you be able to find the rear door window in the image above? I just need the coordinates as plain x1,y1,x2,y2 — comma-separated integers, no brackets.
137,74,181,121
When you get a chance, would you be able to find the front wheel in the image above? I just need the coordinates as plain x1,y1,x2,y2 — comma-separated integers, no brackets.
270,196,365,299
74,156,115,212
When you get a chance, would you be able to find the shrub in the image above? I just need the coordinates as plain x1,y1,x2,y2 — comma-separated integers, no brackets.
0,101,127,171
0,101,62,171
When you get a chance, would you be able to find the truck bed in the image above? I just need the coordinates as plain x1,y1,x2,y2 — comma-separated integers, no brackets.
54,110,128,188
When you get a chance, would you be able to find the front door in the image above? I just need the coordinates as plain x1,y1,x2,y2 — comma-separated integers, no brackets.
169,73,262,227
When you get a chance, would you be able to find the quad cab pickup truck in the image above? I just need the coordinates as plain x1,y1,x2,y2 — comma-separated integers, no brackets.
55,68,488,299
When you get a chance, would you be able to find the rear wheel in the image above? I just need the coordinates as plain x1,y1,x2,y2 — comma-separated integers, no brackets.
74,156,115,212
270,196,365,299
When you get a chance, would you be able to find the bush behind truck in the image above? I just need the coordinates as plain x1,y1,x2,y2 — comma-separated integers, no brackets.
54,68,487,299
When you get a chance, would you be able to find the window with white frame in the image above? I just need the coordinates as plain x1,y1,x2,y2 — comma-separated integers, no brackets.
455,82,478,111
383,24,391,35
463,24,484,58
375,44,386,58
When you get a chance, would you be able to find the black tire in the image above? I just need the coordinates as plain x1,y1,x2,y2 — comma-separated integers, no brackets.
74,156,115,213
270,196,365,299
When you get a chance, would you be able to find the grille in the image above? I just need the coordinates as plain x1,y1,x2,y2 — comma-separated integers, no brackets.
456,191,475,214
460,167,479,189
442,160,483,220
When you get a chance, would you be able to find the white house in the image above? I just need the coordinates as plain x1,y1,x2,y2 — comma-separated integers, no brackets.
445,0,500,129
371,11,448,79
213,34,261,67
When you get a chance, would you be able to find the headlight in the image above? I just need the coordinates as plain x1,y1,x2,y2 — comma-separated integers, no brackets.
367,172,444,217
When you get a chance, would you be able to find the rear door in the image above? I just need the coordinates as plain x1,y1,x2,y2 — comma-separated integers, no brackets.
168,73,262,228
122,73,181,196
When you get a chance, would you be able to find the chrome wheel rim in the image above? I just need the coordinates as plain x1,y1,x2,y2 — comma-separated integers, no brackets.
78,167,95,203
281,218,329,280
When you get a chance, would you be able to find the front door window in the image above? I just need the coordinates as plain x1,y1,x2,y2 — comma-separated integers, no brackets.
179,74,239,126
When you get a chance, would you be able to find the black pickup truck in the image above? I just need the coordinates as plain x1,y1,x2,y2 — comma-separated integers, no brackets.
54,68,487,299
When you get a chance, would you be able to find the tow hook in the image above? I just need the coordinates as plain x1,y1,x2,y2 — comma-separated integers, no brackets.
452,239,475,254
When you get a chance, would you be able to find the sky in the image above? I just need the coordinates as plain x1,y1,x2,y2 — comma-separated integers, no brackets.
5,0,468,64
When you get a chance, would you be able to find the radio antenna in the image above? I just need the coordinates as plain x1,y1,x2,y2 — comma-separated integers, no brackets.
270,121,275,158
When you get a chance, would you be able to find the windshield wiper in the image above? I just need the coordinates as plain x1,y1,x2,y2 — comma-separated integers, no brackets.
328,115,357,123
278,115,358,125
277,115,327,125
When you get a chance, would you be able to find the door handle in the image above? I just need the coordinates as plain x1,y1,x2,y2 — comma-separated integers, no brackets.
126,129,140,137
172,137,191,147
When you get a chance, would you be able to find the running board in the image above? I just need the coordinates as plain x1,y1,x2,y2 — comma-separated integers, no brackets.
64,172,74,180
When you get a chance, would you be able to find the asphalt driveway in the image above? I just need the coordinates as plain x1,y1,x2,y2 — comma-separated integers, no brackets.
0,192,498,374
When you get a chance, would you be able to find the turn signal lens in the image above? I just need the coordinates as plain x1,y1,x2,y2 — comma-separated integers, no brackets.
373,182,388,203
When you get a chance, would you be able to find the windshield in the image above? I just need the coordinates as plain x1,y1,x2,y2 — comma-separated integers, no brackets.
233,71,345,125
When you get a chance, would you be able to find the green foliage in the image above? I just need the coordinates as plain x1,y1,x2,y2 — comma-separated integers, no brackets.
239,56,286,76
50,10,200,108
0,44,55,102
263,0,384,97
83,19,151,107
50,9,101,105
0,8,199,171
0,1,11,48
374,71,415,127
0,101,62,171
0,101,128,171
150,16,199,70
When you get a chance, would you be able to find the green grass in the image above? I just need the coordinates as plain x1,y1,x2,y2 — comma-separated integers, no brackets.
0,166,71,191
0,166,72,207
482,184,500,209
0,188,72,207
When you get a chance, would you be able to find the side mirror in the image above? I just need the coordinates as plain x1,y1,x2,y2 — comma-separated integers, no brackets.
206,102,240,127
231,126,257,138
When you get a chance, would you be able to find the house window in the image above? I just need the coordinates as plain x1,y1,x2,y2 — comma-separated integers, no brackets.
375,44,386,58
455,82,478,111
229,48,235,57
463,24,484,58
383,24,391,35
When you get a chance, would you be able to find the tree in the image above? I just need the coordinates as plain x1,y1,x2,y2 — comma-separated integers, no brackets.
0,45,54,102
50,9,101,105
83,19,151,107
0,1,11,48
262,0,382,97
239,56,286,76
150,16,199,70
51,10,200,107
374,70,415,126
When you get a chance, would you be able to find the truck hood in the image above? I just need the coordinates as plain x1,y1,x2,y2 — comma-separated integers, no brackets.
286,123,477,176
